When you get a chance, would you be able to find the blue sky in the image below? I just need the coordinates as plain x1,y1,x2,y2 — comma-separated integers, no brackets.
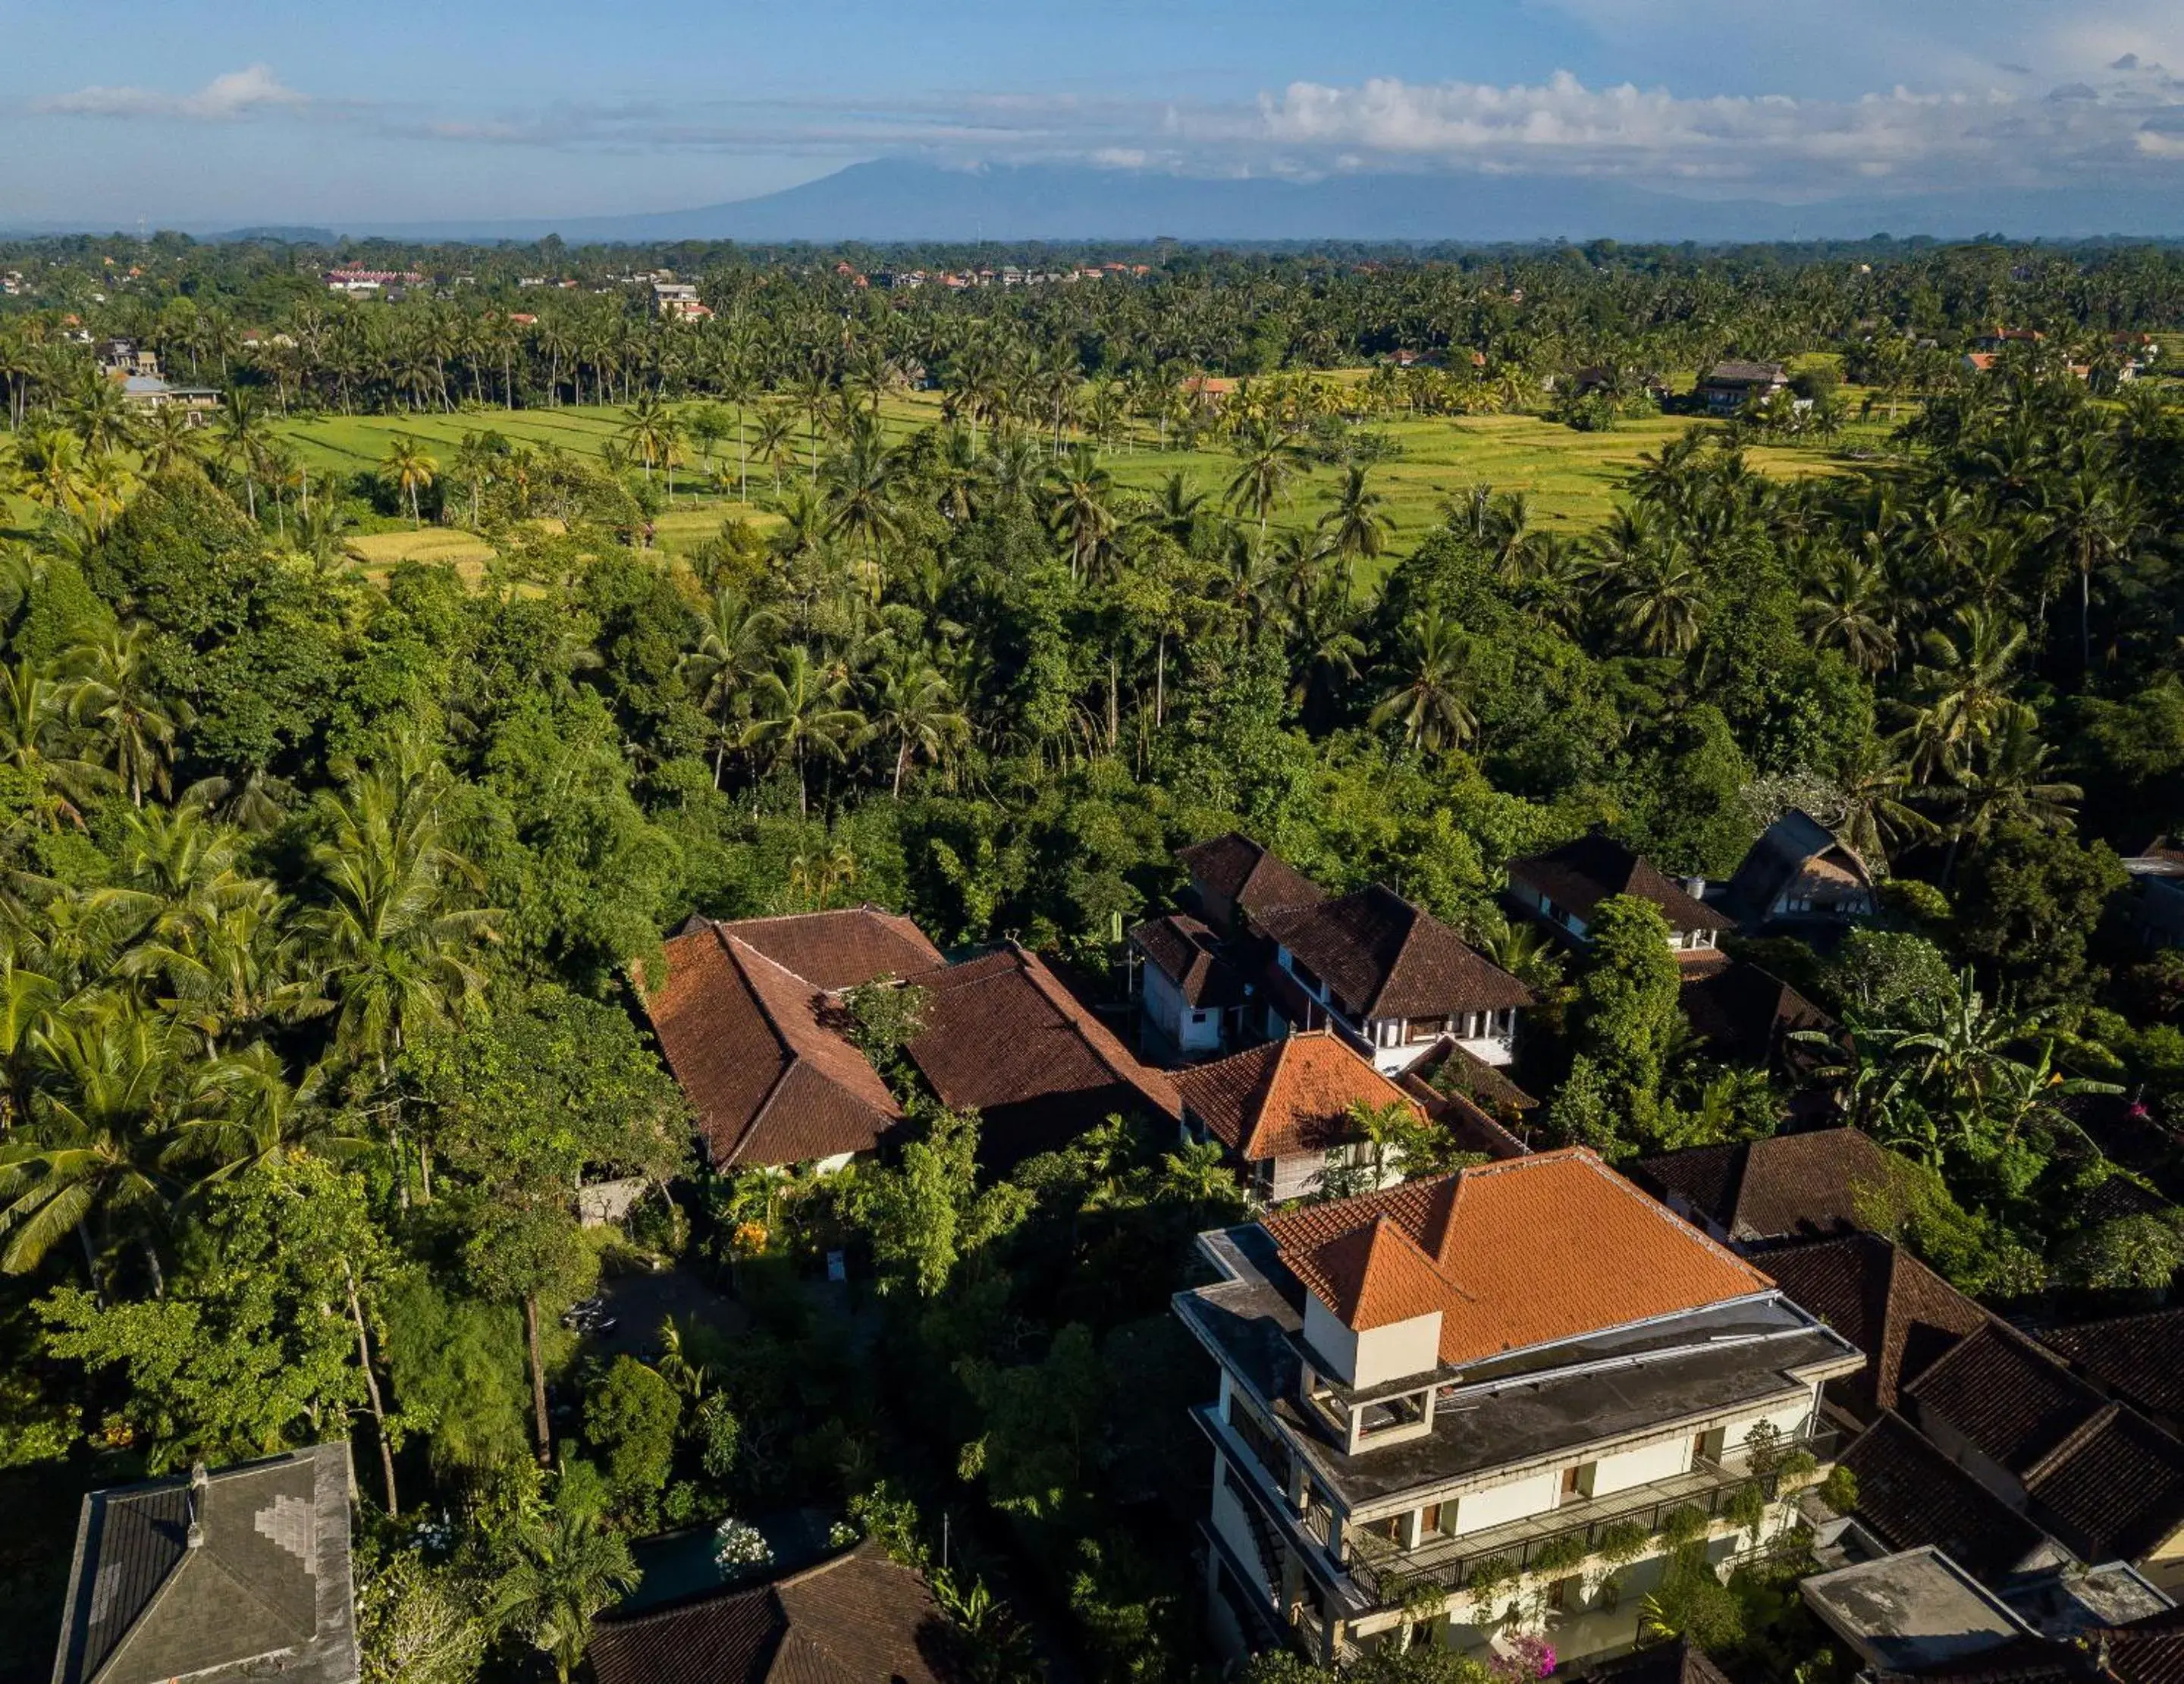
5,0,2183,225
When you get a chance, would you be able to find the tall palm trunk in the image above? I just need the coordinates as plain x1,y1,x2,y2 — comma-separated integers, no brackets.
346,1262,400,1513
526,1294,551,1464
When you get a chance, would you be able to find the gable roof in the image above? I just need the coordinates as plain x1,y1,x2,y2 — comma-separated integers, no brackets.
1702,360,1788,385
1906,1322,2117,1476
1678,963,1837,1067
2022,1405,2184,1566
1128,913,1247,1009
1175,833,1324,924
1260,1148,1773,1366
1256,884,1533,1021
642,925,901,1169
1398,1035,1539,1116
904,944,1181,1145
1172,1031,1420,1162
1633,1128,1900,1246
1505,834,1729,935
2040,1308,2184,1436
1300,1215,1454,1331
1837,1412,2061,1585
697,906,944,992
50,1444,356,1684
1759,1232,1989,1422
587,1544,949,1684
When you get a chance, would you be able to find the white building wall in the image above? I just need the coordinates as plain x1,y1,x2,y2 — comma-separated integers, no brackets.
1720,1393,1818,1459
1589,1434,1693,1497
1352,1312,1443,1389
1303,1293,1362,1382
1449,1467,1562,1535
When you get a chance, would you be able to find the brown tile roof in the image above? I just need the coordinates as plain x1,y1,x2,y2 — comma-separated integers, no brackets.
1176,832,1324,924
1633,1128,1901,1245
1506,834,1730,935
1677,962,1837,1068
703,906,945,992
1759,1232,1989,1422
1838,1411,2060,1584
1128,913,1246,1008
1260,1148,1774,1365
1172,1031,1419,1162
1905,1323,2110,1476
641,926,901,1168
905,944,1181,1155
1399,1036,1539,1114
588,1544,950,1684
2023,1406,2184,1566
1257,884,1533,1021
1574,1638,1738,1684
1879,1607,2184,1684
2041,1309,2184,1436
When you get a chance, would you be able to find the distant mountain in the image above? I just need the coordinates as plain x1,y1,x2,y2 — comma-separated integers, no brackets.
322,159,2184,247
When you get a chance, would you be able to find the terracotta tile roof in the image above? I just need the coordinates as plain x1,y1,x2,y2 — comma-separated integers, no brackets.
904,944,1181,1155
1904,1323,2110,1475
2041,1308,2184,1434
1176,832,1324,925
1838,1411,2059,1584
1172,1031,1420,1162
641,926,901,1168
1298,1215,1454,1331
701,906,944,992
1506,834,1730,935
1633,1127,1900,1245
1260,1148,1773,1365
1677,962,1837,1068
1257,884,1533,1021
588,1544,949,1684
1758,1232,1988,1423
1128,913,1247,1008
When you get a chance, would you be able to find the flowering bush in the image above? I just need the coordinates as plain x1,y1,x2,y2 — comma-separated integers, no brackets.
713,1516,774,1572
1491,1632,1556,1681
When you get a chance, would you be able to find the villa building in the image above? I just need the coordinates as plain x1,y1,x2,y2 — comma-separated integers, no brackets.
1256,884,1533,1073
1174,1148,1862,1667
1720,812,1878,934
1505,835,1731,959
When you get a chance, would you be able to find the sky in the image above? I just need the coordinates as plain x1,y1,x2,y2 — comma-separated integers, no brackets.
5,0,2184,227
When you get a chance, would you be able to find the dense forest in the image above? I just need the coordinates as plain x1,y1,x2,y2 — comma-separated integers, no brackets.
2,231,2182,1684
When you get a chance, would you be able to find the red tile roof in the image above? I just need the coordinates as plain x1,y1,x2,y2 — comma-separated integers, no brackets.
640,926,901,1168
905,944,1181,1151
700,906,944,992
1507,834,1729,935
1301,1216,1453,1331
588,1543,949,1684
1263,1148,1773,1364
1257,884,1533,1021
1172,1031,1419,1161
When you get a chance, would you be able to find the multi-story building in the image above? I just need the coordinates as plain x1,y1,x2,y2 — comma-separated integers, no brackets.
1174,1149,1862,1667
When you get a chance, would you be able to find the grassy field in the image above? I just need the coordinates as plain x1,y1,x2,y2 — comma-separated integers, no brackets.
266,388,1890,567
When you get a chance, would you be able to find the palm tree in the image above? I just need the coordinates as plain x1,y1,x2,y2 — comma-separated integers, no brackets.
682,586,782,787
8,424,91,519
859,648,968,797
67,374,137,459
1320,464,1394,603
1145,471,1210,545
1224,417,1304,539
752,406,797,492
1801,550,1898,675
378,435,438,529
1608,548,1706,657
1931,703,2083,884
2036,467,2141,670
300,742,496,1206
136,405,206,477
487,1477,639,1684
739,646,865,816
1370,608,1476,754
1046,445,1119,581
1831,737,1936,873
0,657,115,827
1900,606,2026,784
64,621,192,807
215,390,265,520
823,423,903,567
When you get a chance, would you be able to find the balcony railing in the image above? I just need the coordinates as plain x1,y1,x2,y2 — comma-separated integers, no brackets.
1345,1429,1840,1610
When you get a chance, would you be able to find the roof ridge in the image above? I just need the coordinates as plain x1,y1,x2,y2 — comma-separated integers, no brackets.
717,932,802,1062
2022,1400,2123,1488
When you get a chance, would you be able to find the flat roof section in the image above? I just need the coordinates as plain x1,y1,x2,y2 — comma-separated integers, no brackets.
1802,1548,2032,1673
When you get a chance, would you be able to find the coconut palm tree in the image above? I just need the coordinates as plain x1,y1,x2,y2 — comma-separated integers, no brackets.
1899,606,2026,784
300,742,496,1205
64,621,191,808
1370,608,1476,754
682,586,783,787
739,646,865,816
752,405,797,492
1046,445,1119,581
215,390,265,520
136,405,206,478
859,648,968,796
378,435,438,528
2035,466,2142,671
1320,464,1394,603
1224,417,1305,539
0,657,115,828
8,423,91,519
1801,549,1899,675
1608,548,1706,657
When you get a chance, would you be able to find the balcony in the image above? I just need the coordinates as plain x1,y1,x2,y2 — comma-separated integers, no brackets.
1345,1430,1840,1609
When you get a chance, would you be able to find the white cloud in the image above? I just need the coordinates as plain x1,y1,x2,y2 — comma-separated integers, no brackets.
38,64,306,121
